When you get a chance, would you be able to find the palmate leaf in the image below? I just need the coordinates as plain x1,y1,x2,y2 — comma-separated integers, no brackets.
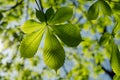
98,0,112,16
21,19,45,34
43,29,65,71
110,39,120,75
52,24,82,47
49,7,73,24
87,1,99,20
20,28,44,58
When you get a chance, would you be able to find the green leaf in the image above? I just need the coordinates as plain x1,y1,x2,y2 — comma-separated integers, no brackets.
21,19,45,34
99,0,112,16
87,1,99,20
36,9,45,22
52,24,82,47
45,7,54,21
20,28,44,58
113,75,120,80
99,32,111,46
49,7,73,24
113,22,120,35
110,39,120,75
0,12,3,20
43,29,65,70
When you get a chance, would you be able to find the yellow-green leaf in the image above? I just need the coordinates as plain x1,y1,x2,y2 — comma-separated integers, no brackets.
49,7,73,24
99,32,111,46
110,39,120,75
21,19,45,34
113,75,120,80
99,0,112,16
87,1,99,20
20,28,44,58
52,24,82,47
43,29,65,70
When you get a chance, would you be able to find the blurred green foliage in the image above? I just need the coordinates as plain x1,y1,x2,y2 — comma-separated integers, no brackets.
0,0,120,80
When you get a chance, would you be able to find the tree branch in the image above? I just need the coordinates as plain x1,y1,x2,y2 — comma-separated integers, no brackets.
102,66,115,79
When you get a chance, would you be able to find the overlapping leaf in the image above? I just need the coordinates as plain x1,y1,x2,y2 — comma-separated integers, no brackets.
99,32,111,46
52,24,82,47
36,10,45,22
20,28,44,58
21,19,45,34
98,0,112,16
43,29,65,70
49,7,73,24
87,1,99,20
45,7,54,21
110,39,120,75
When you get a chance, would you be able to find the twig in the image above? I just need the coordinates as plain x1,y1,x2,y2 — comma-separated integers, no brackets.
35,0,41,11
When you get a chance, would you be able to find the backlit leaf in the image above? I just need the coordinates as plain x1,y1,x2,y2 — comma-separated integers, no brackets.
52,24,82,47
20,28,44,58
43,29,65,70
99,0,112,16
113,22,120,35
21,19,45,34
110,39,120,75
87,1,99,20
99,32,111,46
113,75,120,80
49,7,73,24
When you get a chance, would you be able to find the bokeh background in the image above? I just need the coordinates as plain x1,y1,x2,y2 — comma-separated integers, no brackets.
0,0,120,80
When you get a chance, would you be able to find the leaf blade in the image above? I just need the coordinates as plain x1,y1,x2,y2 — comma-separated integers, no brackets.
99,32,111,46
20,28,44,58
21,19,45,34
45,7,54,21
52,24,82,47
49,7,73,24
87,1,99,20
36,9,45,22
110,39,120,75
43,29,65,70
99,0,112,16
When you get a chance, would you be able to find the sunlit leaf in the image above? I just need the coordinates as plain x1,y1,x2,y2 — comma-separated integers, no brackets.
113,22,120,35
21,19,45,34
49,7,73,24
99,32,111,46
43,29,65,71
87,1,99,20
20,28,44,58
52,24,82,47
113,75,120,80
110,39,120,75
99,0,112,16
36,9,45,22
45,7,54,21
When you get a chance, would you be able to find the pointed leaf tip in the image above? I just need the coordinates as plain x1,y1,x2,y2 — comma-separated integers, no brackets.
87,1,99,20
